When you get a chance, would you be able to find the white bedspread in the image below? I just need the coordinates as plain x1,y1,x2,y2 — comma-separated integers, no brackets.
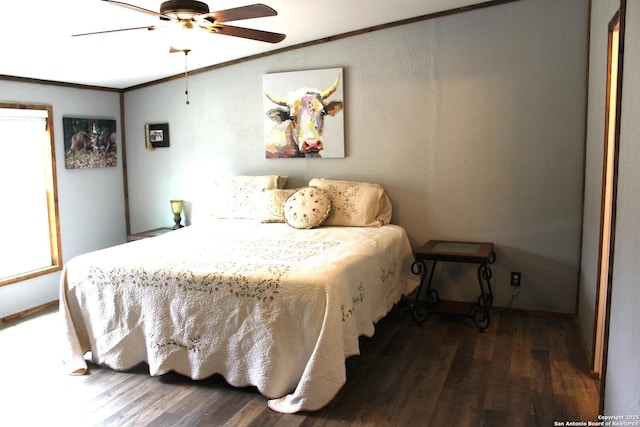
60,219,418,413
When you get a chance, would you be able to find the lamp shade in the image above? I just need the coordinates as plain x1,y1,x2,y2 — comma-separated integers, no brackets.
170,199,183,215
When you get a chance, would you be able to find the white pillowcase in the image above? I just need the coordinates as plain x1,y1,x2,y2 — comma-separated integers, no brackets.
212,175,283,219
260,188,298,223
308,178,392,227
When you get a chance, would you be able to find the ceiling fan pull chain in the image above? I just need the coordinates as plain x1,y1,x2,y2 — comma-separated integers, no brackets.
184,49,191,105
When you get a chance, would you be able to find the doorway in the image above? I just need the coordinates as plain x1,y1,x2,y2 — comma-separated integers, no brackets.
592,7,624,386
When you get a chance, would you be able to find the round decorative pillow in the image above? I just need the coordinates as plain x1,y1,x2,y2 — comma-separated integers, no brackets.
283,187,332,229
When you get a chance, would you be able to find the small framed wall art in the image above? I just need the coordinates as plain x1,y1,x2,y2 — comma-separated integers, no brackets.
145,123,170,149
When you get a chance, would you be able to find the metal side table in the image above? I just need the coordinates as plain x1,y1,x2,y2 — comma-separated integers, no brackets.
411,240,496,331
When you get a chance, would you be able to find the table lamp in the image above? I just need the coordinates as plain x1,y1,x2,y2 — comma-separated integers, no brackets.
170,199,184,229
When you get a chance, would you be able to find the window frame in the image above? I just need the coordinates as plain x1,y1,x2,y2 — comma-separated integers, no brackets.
0,102,62,287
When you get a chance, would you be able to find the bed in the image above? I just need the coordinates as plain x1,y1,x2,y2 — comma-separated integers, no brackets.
60,177,419,413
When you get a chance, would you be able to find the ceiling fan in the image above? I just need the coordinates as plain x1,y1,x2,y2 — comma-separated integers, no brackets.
73,0,286,44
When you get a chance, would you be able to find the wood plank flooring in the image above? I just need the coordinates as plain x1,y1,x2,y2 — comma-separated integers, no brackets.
0,302,599,426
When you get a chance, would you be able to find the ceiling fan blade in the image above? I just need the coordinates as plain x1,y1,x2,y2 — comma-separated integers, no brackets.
212,24,286,43
102,0,171,20
203,4,277,23
72,26,157,37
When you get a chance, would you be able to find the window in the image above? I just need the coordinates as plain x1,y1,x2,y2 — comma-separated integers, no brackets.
0,103,62,286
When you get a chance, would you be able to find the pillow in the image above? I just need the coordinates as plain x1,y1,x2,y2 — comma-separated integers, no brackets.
260,188,298,223
308,178,392,227
283,187,332,229
212,175,281,219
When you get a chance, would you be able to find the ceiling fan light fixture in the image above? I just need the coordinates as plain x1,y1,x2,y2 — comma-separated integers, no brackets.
166,23,197,51
160,0,209,20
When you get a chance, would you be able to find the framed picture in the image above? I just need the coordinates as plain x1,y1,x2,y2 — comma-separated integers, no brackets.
145,123,170,149
263,68,345,158
63,117,117,169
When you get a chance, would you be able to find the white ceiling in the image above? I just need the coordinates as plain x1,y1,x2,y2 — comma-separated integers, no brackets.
1,0,491,89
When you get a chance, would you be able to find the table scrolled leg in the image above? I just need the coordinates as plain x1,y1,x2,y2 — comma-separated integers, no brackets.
411,259,431,324
471,306,491,331
475,252,496,330
427,289,439,307
412,302,429,324
477,264,494,308
411,259,426,277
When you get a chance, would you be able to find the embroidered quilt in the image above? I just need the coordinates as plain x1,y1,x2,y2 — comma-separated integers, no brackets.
60,219,418,413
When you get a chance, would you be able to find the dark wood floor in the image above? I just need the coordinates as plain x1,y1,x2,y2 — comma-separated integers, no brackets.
0,302,599,426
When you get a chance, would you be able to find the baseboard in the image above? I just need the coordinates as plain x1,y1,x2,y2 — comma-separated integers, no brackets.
0,300,59,324
400,295,577,318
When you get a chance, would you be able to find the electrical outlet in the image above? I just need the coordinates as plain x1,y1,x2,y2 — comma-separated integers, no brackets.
511,272,522,287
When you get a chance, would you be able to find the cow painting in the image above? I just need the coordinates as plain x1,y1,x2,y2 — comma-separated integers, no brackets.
264,74,344,158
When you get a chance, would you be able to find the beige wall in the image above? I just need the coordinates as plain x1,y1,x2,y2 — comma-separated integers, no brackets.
124,0,588,313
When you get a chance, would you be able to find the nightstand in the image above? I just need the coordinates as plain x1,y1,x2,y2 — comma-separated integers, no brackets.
127,227,174,242
411,240,496,331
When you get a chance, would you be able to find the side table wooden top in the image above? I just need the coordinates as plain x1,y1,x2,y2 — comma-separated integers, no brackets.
415,240,494,264
127,227,174,241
